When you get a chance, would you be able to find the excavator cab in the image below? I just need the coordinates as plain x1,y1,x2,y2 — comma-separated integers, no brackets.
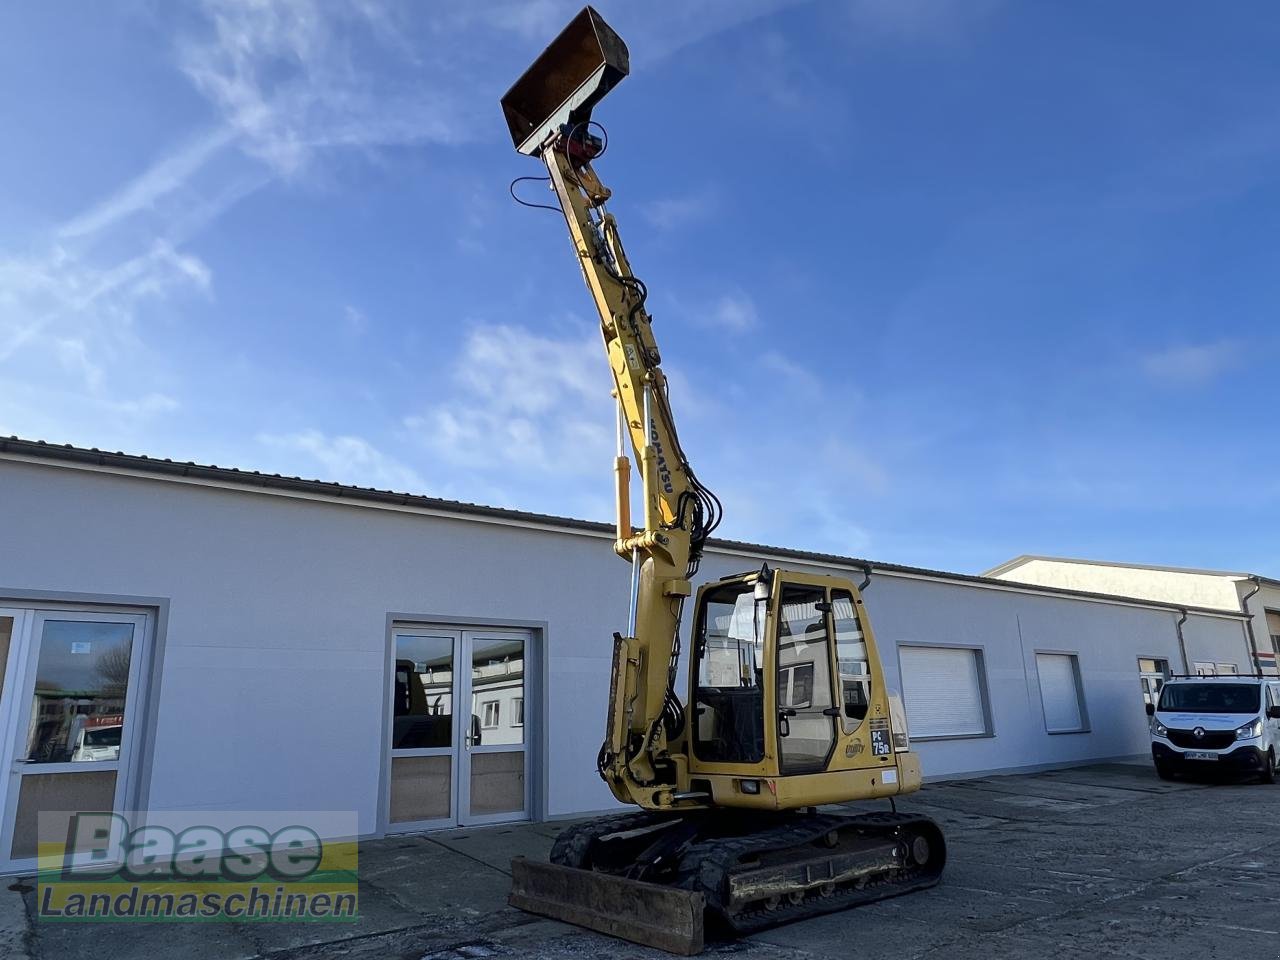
687,567,922,808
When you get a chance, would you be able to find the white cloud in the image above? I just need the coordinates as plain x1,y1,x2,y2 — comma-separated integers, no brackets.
343,305,369,336
639,189,719,231
709,292,759,331
0,236,210,436
1141,340,1241,386
406,324,611,474
759,350,819,395
178,0,469,177
56,128,237,240
841,0,1005,43
257,429,429,492
0,240,212,362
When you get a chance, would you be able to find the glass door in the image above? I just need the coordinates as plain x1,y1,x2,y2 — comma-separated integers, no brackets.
0,611,148,870
388,627,531,831
0,611,28,840
459,631,529,826
388,630,461,829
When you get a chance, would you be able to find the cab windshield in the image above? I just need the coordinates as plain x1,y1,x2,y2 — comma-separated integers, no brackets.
1157,683,1260,714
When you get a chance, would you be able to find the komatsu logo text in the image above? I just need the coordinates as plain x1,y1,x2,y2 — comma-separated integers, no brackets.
650,423,674,494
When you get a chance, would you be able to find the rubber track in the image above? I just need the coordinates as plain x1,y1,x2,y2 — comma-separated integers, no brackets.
550,811,674,869
547,810,945,936
681,812,944,935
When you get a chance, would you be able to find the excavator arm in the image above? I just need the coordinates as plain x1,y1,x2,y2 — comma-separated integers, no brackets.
502,7,720,810
541,125,714,808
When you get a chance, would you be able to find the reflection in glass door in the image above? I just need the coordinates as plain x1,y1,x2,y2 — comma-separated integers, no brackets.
460,631,528,826
387,627,531,831
389,631,459,828
0,612,148,869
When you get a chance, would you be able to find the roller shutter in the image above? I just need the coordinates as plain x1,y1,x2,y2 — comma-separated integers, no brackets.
899,646,987,738
1036,653,1083,732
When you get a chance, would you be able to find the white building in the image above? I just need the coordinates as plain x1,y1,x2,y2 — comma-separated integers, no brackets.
0,438,1252,874
986,555,1279,675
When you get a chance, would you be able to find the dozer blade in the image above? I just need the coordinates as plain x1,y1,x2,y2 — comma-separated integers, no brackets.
509,857,705,955
500,5,629,156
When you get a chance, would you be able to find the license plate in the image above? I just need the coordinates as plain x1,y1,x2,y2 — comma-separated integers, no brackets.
1184,751,1218,761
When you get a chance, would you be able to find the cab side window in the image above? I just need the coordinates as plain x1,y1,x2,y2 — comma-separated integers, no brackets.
831,589,872,728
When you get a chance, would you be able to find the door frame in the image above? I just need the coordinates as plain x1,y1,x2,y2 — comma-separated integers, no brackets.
0,608,152,874
382,620,541,835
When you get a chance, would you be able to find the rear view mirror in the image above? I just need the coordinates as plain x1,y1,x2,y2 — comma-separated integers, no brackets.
1267,706,1280,720
1145,702,1155,717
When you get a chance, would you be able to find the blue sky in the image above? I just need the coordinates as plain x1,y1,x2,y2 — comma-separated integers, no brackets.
2,1,1277,576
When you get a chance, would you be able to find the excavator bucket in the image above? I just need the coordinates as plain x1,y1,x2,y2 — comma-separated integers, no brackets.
509,857,705,955
500,5,629,156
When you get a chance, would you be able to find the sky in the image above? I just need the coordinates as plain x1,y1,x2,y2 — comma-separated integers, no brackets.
1,1,1278,577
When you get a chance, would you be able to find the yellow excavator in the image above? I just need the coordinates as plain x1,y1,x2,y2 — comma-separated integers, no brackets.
502,8,945,953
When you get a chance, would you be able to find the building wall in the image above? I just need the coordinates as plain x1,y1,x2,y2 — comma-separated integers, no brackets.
1181,613,1258,675
1236,580,1280,667
0,459,1250,839
0,459,630,830
992,558,1243,612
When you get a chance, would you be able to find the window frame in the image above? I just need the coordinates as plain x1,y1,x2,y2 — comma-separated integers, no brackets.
895,641,994,742
481,700,500,729
1033,649,1091,735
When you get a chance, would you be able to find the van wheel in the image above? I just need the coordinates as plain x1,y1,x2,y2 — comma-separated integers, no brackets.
1261,750,1276,785
1155,760,1175,781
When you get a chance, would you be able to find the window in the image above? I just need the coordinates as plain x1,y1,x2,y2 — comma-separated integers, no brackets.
779,662,815,709
481,701,500,728
28,620,135,763
693,581,765,764
1267,610,1280,650
512,698,524,727
1159,683,1259,714
392,634,454,750
1138,657,1169,710
899,645,989,739
1216,663,1239,676
1036,653,1087,733
832,590,871,727
1193,661,1217,676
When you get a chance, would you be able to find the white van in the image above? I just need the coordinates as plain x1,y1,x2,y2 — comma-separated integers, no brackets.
1147,676,1280,783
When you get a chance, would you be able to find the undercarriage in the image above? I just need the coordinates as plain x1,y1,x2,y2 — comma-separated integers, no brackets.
510,809,946,953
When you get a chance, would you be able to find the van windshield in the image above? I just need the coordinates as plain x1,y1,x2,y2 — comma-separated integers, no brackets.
1158,683,1260,714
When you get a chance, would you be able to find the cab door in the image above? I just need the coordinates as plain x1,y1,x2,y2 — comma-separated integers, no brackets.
774,583,838,776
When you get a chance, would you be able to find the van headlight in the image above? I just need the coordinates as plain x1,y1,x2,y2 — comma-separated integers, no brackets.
1152,719,1169,737
1236,718,1264,741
